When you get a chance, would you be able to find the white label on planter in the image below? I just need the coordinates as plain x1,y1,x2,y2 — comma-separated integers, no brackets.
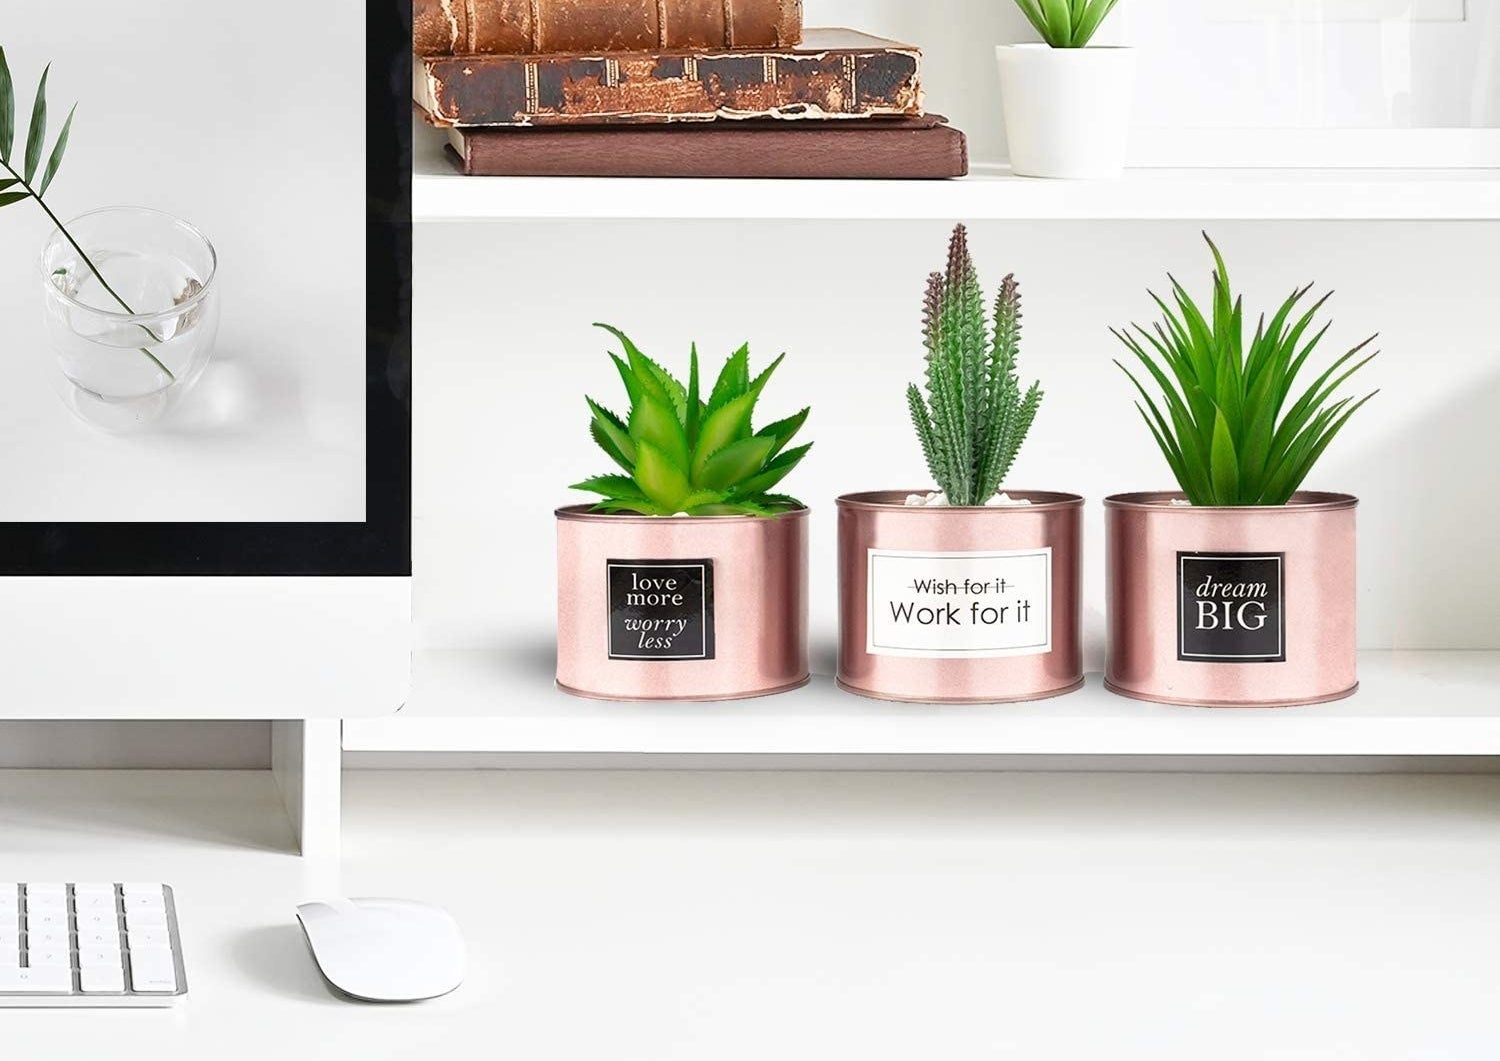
866,548,1052,658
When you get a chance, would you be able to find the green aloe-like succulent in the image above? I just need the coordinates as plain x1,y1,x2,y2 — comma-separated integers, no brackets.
908,224,1043,506
572,324,812,516
1113,234,1378,506
1012,0,1122,47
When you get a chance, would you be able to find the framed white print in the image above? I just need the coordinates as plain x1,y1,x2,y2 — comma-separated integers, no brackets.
1210,0,1467,21
1126,0,1500,166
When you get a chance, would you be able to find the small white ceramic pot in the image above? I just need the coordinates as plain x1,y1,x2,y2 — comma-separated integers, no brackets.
994,44,1136,179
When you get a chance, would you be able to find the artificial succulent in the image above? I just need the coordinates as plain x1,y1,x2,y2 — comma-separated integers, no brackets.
572,324,811,516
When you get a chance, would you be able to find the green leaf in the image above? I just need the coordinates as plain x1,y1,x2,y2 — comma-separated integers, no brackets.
698,436,777,492
633,440,692,512
629,392,690,473
0,47,13,164
707,344,750,413
1072,0,1120,46
738,442,812,496
570,474,646,499
754,406,809,460
23,63,48,184
1209,408,1241,503
594,323,684,417
609,353,641,407
37,102,73,195
586,398,637,468
684,342,702,451
692,391,757,482
1039,0,1073,43
0,190,28,208
1011,0,1053,41
680,489,728,510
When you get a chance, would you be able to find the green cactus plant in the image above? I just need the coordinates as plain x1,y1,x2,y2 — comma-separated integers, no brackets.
907,224,1043,506
572,324,812,516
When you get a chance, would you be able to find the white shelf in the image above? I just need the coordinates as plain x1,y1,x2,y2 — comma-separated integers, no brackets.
413,123,1500,221
343,650,1500,757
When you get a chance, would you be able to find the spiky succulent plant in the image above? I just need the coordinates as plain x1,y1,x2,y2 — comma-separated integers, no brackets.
572,324,812,516
1012,0,1122,47
907,224,1043,506
1113,233,1378,507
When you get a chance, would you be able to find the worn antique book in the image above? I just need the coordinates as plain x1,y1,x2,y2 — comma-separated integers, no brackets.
444,115,966,178
414,29,922,127
413,0,803,55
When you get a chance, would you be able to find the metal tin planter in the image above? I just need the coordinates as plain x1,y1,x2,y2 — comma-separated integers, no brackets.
1104,491,1358,707
836,491,1084,703
555,506,809,701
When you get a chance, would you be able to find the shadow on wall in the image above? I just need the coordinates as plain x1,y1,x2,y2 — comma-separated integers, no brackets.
1341,367,1500,650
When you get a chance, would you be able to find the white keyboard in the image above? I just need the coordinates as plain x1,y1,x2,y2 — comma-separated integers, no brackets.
1,883,187,1007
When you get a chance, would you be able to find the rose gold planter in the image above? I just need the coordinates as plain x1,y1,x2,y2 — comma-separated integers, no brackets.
1104,491,1358,707
836,491,1084,703
555,506,809,701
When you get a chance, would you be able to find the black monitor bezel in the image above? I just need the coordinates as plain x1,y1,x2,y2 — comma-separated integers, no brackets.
0,7,411,578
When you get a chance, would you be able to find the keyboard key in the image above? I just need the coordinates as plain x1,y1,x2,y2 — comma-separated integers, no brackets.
27,946,72,968
0,966,74,993
79,944,122,968
79,965,125,994
76,910,119,933
23,883,66,904
78,927,122,949
124,927,170,949
73,891,118,913
126,908,168,930
72,883,116,896
0,885,19,916
122,884,166,906
25,909,68,933
128,947,178,993
25,928,70,951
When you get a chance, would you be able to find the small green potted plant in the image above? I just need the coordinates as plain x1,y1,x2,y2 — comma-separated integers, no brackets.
555,324,813,702
1106,233,1378,707
836,224,1084,703
995,1,1134,179
2,47,220,430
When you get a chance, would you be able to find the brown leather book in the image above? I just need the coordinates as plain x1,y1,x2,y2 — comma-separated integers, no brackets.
415,29,922,127
413,0,803,55
445,116,967,179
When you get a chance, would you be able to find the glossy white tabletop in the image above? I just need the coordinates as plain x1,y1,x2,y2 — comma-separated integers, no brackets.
5,768,1500,1059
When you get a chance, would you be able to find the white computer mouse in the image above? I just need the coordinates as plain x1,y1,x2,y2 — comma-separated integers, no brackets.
296,897,465,1002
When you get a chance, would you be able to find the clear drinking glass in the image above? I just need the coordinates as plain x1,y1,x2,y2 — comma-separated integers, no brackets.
40,206,220,431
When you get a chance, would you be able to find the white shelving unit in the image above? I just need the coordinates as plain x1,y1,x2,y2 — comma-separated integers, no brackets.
413,124,1500,221
344,651,1500,758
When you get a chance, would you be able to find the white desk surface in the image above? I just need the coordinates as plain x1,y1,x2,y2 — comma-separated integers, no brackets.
5,767,1500,1059
0,1,366,523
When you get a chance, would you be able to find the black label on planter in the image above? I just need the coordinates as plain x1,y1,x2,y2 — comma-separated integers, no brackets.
607,559,715,661
1177,552,1285,663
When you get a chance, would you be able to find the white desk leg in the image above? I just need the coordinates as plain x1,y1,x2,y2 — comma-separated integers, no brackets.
271,720,342,863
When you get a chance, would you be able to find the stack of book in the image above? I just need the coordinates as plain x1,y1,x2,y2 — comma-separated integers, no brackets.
412,0,968,179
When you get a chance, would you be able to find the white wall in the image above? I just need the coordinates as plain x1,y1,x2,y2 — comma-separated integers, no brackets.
414,220,1500,668
804,0,1498,163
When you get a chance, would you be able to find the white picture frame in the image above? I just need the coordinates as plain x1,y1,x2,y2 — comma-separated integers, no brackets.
1129,0,1500,166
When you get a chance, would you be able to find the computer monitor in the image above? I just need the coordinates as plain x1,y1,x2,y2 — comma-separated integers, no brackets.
0,6,411,719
